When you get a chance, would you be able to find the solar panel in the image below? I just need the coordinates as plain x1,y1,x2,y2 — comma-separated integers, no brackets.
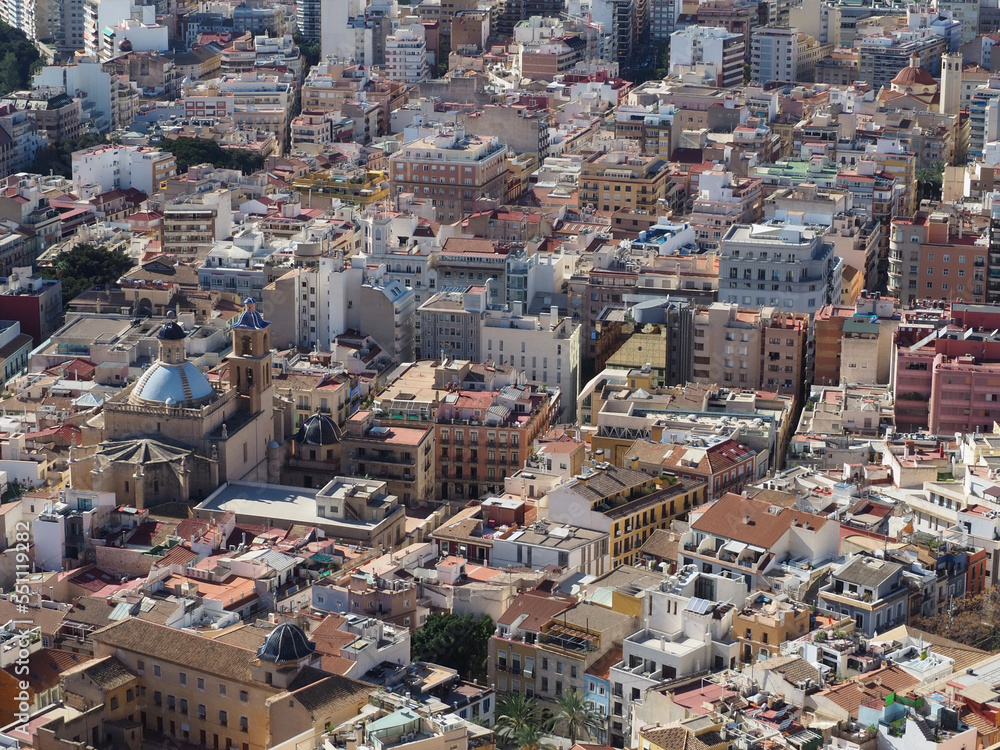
685,597,713,615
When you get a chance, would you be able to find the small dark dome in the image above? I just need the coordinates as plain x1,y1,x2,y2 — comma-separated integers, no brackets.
118,37,133,51
256,623,315,663
294,413,341,445
157,321,186,340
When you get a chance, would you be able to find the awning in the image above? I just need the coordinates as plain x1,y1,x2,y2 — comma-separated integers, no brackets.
722,540,748,555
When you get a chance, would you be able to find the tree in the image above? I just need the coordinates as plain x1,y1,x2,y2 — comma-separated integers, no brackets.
911,585,1000,651
157,137,265,174
0,21,40,96
496,693,542,746
547,690,603,745
39,242,133,305
409,612,494,681
916,161,945,202
293,33,321,68
514,724,556,750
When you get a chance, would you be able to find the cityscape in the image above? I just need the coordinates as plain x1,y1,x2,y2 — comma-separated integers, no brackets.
0,1,992,750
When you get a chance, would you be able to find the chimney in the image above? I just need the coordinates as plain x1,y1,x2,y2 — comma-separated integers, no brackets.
630,455,640,471
742,515,751,525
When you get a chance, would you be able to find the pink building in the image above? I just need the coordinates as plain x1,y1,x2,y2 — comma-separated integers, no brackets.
893,304,1000,433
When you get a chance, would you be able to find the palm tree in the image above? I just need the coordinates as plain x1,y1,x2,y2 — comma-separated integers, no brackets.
496,693,541,747
514,724,557,750
548,690,604,745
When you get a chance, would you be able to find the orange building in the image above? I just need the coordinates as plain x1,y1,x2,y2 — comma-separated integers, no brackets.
813,305,856,387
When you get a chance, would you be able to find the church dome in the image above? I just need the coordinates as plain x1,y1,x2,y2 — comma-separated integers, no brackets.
130,361,215,406
891,65,935,87
157,321,187,340
256,623,315,663
294,413,341,445
233,297,269,330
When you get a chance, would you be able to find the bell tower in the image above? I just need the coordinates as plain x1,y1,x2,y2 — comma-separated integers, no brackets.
230,297,272,414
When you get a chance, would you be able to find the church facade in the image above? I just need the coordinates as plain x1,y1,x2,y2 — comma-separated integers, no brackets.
71,299,286,507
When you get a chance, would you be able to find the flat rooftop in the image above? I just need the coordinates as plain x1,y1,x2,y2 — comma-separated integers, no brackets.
196,481,390,529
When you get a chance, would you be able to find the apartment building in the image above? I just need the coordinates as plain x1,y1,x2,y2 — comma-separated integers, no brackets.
385,27,428,83
181,71,295,151
435,384,555,503
418,286,487,362
389,129,509,223
750,27,829,84
71,144,177,195
546,462,706,569
482,308,582,421
490,593,635,709
490,519,609,577
719,221,842,315
734,591,811,663
579,151,671,216
0,267,62,346
893,316,1000,434
300,62,369,112
688,168,763,249
668,26,745,88
629,438,758,501
691,302,810,401
341,409,435,506
679,492,839,593
161,190,234,255
889,211,986,306
817,555,912,636
609,567,744,743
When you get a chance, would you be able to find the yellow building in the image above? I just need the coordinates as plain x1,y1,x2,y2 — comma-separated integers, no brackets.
78,618,372,750
734,591,811,664
292,170,391,207
580,151,672,215
546,462,705,568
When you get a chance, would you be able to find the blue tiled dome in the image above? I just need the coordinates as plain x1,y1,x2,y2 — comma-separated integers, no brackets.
257,623,315,663
157,321,187,340
294,413,341,445
130,361,214,406
233,297,269,330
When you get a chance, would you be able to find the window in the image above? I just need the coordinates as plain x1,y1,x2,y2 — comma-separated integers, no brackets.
153,665,161,678
198,705,207,720
110,696,119,710
219,710,228,727
197,678,205,690
240,717,248,733
219,684,227,697
180,672,187,686
239,690,249,703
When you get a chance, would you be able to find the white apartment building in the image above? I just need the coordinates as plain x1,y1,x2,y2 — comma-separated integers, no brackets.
669,26,745,88
490,519,609,577
83,0,156,61
385,25,427,83
0,0,62,43
482,307,581,421
34,62,117,132
609,567,744,742
718,221,843,314
71,144,177,195
320,0,375,64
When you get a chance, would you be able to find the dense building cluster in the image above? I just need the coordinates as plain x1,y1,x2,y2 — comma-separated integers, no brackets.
0,1,998,750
